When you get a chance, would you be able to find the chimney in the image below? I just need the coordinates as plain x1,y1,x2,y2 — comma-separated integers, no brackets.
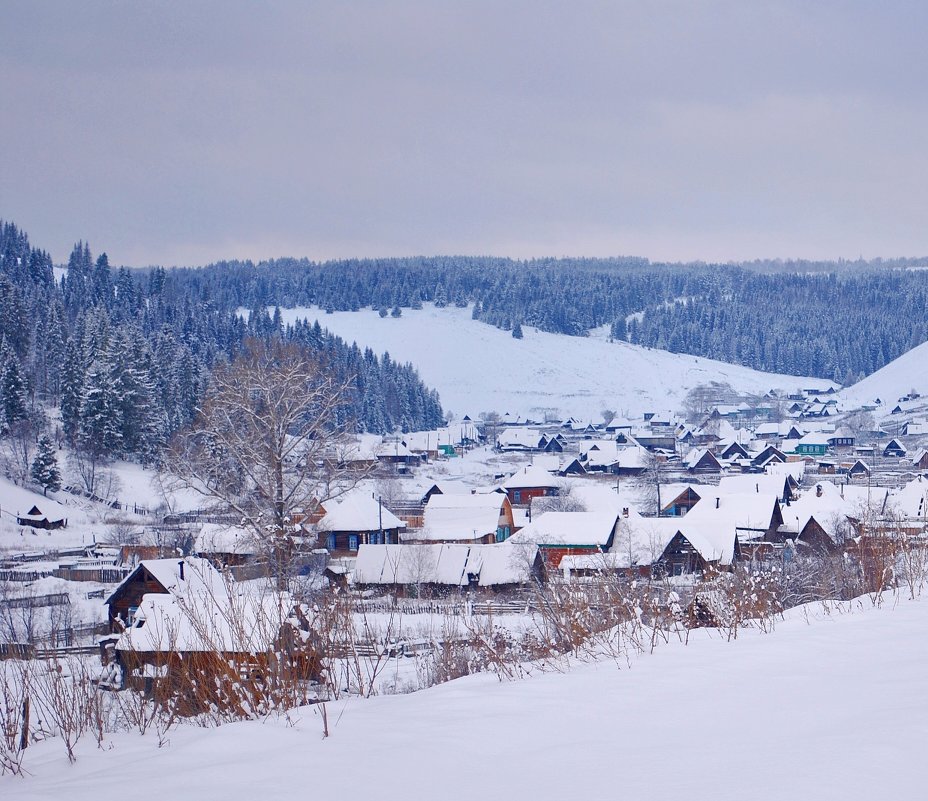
178,560,185,581
715,497,720,509
816,484,823,498
755,483,759,493
622,507,629,518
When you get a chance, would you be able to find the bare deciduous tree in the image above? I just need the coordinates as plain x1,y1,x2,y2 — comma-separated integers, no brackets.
164,340,362,556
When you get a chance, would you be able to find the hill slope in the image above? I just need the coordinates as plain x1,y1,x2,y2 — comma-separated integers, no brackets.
841,339,928,409
278,305,833,419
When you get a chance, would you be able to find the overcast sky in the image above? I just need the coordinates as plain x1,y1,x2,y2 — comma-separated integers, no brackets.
3,2,928,267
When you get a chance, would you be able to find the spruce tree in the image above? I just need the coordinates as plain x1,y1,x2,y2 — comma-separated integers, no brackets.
31,435,61,495
0,351,28,429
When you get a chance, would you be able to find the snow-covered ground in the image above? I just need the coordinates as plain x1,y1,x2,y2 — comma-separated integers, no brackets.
840,339,928,409
5,594,925,800
267,305,835,419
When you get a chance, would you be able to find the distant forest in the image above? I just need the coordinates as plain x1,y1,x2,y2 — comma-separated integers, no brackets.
0,221,444,467
4,216,928,470
181,254,928,385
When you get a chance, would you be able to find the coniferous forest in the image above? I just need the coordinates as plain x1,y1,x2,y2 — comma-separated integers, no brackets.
0,221,445,465
179,253,928,385
3,216,928,468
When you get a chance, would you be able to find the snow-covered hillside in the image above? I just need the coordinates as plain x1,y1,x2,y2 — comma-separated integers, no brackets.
840,339,928,409
6,596,926,800
274,306,834,419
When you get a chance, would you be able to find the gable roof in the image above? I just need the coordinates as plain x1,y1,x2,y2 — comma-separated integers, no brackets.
105,557,225,607
352,542,535,587
502,465,561,490
419,492,509,542
116,589,291,654
510,511,619,548
317,493,405,532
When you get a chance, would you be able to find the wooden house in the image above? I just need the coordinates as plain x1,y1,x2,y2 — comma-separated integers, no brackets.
105,557,224,632
411,491,515,545
684,448,723,473
883,438,907,458
718,441,750,460
16,505,67,529
795,433,829,457
317,493,406,553
112,589,318,712
827,429,855,449
752,445,786,468
502,465,560,506
845,459,871,478
658,529,741,576
910,448,928,470
509,511,622,568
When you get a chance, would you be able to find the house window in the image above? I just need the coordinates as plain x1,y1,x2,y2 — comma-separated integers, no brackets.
496,526,511,543
513,491,522,504
327,533,337,551
348,534,360,552
371,531,382,545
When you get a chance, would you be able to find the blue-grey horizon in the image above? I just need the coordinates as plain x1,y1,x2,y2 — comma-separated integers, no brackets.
3,1,928,267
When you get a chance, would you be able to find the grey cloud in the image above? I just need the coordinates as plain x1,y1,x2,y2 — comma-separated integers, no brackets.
2,1,927,265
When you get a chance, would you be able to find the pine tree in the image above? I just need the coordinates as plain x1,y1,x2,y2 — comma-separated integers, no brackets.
31,435,61,495
512,322,524,339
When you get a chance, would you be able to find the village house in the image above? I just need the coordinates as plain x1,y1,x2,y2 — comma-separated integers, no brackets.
352,541,539,595
502,465,561,506
317,493,406,553
684,448,723,473
795,432,830,458
16,504,67,529
910,448,928,470
104,557,225,632
111,586,317,710
509,511,622,568
408,491,515,545
883,438,907,458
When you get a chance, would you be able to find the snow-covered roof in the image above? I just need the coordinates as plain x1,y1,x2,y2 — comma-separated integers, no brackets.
510,511,619,548
675,491,780,559
352,541,535,586
684,448,720,469
779,481,860,543
195,523,260,555
765,460,806,482
418,492,507,542
105,557,226,607
502,465,561,490
496,427,544,449
718,474,793,499
317,493,405,532
797,432,831,447
889,477,928,519
117,589,291,654
375,440,416,459
606,514,680,568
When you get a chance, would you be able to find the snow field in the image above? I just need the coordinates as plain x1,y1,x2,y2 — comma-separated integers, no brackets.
5,594,926,801
271,305,835,420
